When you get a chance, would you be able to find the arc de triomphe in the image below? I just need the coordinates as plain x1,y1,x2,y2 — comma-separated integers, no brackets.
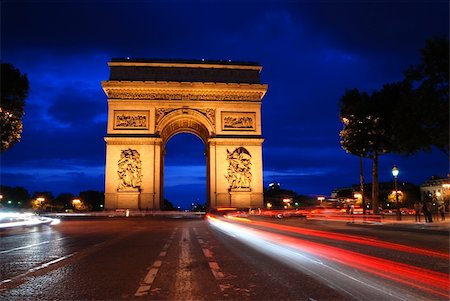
102,59,267,210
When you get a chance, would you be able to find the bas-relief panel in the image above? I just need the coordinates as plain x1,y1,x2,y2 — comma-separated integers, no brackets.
114,110,149,129
155,107,215,127
221,112,256,131
225,147,252,190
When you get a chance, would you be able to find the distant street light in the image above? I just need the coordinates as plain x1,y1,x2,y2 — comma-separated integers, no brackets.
317,196,325,205
391,165,401,221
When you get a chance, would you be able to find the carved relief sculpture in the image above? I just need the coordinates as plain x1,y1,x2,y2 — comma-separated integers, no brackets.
222,112,256,131
155,107,215,128
226,147,252,189
224,116,253,129
117,148,143,190
114,111,149,129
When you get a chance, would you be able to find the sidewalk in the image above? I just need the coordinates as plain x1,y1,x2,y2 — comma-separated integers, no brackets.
346,214,450,235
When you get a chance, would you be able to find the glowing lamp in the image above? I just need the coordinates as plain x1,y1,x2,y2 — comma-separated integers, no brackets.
391,165,399,178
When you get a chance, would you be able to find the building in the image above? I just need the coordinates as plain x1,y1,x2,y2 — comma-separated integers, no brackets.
420,175,450,204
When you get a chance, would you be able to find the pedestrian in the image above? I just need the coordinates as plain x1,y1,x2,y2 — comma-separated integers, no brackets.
414,202,422,222
438,203,446,221
349,204,355,223
422,202,432,223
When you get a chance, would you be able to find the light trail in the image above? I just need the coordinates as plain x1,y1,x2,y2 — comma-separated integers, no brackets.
208,215,450,300
225,215,449,259
0,212,60,229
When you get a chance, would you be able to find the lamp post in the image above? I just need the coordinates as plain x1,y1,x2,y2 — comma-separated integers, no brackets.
391,165,401,221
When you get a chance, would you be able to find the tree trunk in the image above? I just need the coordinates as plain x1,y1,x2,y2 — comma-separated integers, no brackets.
359,155,366,215
372,151,379,214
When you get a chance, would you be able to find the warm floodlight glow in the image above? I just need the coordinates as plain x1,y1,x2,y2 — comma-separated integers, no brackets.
443,184,450,188
72,199,81,205
353,193,362,199
283,198,292,203
37,197,45,202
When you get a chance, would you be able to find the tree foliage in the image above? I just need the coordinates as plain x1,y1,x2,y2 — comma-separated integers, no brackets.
1,63,29,152
0,185,30,208
338,38,449,212
79,190,104,211
402,37,449,156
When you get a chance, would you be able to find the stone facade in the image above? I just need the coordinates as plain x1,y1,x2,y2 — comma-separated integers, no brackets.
102,59,267,210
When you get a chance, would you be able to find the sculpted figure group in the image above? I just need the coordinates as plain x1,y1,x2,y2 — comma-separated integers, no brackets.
117,148,142,190
226,147,252,189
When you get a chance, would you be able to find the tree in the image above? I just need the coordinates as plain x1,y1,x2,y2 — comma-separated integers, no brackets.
30,192,54,211
1,63,29,152
163,198,175,211
402,37,449,156
339,89,392,213
79,190,104,211
339,38,449,213
0,185,30,208
54,193,75,210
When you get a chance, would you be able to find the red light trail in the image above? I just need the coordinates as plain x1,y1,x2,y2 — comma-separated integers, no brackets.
209,215,450,299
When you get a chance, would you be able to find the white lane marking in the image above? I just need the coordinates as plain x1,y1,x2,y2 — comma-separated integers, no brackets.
134,228,177,297
194,228,226,281
208,262,225,279
0,237,66,254
0,252,77,286
173,228,195,300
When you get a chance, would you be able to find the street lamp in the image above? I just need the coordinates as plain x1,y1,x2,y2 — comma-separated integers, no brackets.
317,196,325,206
391,165,401,221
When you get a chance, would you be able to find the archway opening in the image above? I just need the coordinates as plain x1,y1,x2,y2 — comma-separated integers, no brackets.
163,133,206,211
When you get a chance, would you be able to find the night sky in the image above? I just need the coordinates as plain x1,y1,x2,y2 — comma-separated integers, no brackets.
1,1,448,209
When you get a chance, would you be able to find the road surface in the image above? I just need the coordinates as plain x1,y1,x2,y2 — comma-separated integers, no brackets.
1,215,449,300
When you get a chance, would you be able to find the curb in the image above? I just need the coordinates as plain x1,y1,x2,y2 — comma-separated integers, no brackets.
346,222,450,236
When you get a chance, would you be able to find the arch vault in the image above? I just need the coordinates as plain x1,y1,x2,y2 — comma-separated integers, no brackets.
102,59,268,210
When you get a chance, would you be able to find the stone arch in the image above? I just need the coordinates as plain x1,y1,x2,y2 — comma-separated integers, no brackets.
157,108,214,145
102,59,267,210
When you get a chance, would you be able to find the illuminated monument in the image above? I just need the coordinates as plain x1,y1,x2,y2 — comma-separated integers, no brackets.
102,59,268,210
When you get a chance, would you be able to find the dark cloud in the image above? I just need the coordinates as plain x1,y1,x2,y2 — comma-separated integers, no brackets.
47,87,106,126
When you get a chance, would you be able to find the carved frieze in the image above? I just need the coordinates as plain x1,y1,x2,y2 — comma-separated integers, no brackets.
225,147,252,190
155,107,215,128
104,88,263,101
114,110,149,129
117,148,143,191
221,112,255,131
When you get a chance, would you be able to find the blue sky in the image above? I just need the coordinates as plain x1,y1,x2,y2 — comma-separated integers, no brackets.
1,1,448,208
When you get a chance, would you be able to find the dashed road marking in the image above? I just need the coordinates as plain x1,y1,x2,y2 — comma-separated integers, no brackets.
134,228,177,297
193,228,226,281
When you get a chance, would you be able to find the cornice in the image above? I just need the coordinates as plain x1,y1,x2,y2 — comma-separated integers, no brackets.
108,61,262,71
102,81,267,101
105,136,162,145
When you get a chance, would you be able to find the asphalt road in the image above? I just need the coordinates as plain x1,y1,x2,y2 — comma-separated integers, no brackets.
0,216,449,300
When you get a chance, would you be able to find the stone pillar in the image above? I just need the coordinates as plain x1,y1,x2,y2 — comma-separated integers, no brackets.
208,137,264,209
104,137,162,210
